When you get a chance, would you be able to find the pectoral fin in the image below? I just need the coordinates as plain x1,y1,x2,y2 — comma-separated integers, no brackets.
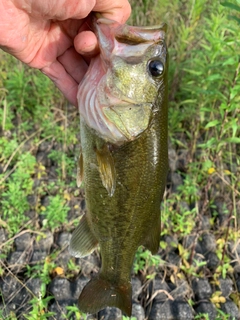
76,152,84,188
142,218,161,254
69,214,98,258
96,144,116,197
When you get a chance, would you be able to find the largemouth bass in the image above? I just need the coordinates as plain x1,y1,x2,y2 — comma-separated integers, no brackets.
70,17,168,316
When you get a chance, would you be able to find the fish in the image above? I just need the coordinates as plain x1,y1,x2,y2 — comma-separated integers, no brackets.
70,17,168,316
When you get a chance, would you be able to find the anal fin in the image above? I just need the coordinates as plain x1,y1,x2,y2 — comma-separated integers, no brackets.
69,214,98,258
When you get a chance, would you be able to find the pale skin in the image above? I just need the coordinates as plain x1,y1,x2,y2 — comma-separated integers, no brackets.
0,0,131,106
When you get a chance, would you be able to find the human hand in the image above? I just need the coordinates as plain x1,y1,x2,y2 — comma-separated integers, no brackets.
0,0,131,106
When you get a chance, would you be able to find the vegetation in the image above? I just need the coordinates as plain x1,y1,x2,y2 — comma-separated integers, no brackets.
0,0,239,319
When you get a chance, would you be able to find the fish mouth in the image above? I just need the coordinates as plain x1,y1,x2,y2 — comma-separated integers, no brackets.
78,18,167,144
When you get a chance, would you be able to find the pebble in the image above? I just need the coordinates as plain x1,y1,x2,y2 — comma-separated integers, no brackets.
30,251,47,262
221,299,240,319
170,280,191,300
14,232,32,251
0,228,7,243
33,230,53,251
168,147,177,172
183,235,202,254
162,234,178,252
25,278,42,296
49,300,76,320
98,307,122,319
49,278,72,301
70,276,89,300
176,149,188,172
195,302,217,320
192,278,212,300
132,277,142,302
205,252,220,270
200,232,216,254
153,278,171,302
0,276,21,300
219,278,233,297
7,251,29,271
57,232,71,248
36,151,52,167
149,300,194,320
170,172,183,192
132,303,145,320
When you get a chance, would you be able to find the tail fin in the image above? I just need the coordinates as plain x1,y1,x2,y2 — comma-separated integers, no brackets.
78,276,132,316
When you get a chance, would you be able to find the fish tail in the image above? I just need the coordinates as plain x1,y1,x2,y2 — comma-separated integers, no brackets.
78,276,132,316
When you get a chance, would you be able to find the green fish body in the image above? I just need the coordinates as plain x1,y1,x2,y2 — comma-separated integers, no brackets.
70,18,168,316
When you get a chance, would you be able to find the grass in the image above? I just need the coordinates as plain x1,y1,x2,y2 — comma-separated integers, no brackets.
0,0,240,319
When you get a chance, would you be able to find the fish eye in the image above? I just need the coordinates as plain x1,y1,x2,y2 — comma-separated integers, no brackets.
148,59,164,77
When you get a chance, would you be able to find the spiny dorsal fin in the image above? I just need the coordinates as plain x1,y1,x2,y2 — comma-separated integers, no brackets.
96,144,116,197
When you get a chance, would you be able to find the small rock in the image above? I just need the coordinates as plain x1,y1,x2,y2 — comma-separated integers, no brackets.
198,215,211,230
56,249,72,269
170,280,191,300
0,228,7,243
195,302,217,320
149,300,194,320
168,147,177,172
25,278,42,296
162,234,178,252
14,232,32,251
215,197,230,227
33,231,53,251
132,277,142,302
49,278,72,301
236,278,240,292
78,254,100,276
71,276,89,300
170,172,183,192
219,278,233,297
36,151,52,167
38,141,51,152
153,278,171,302
176,149,188,172
30,251,47,262
205,252,220,270
57,232,71,248
27,195,38,207
221,299,240,319
167,251,181,265
183,235,202,254
98,307,122,320
192,278,212,300
229,241,240,257
49,300,75,320
0,276,21,301
132,303,145,320
200,233,216,255
7,251,29,271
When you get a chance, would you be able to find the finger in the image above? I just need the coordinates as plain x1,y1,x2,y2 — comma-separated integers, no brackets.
93,0,131,24
57,47,88,83
41,61,79,106
74,31,99,56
